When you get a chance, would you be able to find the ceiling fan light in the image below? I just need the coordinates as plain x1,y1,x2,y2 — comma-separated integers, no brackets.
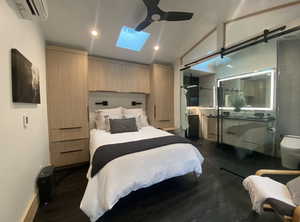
91,30,99,37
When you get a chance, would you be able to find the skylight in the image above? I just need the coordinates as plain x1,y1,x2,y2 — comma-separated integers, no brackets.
116,26,150,51
191,56,232,73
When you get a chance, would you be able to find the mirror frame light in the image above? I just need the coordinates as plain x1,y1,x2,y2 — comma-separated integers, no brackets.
217,69,275,111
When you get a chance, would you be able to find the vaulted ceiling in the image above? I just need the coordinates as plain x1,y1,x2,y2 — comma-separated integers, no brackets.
41,0,296,64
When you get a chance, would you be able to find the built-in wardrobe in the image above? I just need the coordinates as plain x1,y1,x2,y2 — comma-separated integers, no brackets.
46,46,89,167
147,64,174,129
46,46,174,167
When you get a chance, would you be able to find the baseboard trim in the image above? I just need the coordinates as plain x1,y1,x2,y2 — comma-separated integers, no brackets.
22,193,39,222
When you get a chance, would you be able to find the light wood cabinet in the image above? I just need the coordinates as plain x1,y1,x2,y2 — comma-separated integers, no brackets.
50,139,89,167
202,115,217,141
88,57,150,93
46,46,89,167
147,64,174,128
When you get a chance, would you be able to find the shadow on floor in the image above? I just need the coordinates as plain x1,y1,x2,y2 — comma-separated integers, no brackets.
34,140,285,222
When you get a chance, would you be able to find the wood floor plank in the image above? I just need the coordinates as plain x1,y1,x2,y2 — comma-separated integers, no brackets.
34,140,284,222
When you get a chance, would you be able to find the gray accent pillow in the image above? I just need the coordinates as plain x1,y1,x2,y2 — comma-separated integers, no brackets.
109,118,138,134
287,176,300,206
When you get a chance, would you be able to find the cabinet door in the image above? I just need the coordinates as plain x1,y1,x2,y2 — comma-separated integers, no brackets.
46,48,88,141
123,63,150,93
88,57,106,91
88,57,150,93
88,58,123,92
153,64,172,121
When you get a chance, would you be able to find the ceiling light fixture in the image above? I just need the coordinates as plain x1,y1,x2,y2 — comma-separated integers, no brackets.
154,45,160,51
91,30,98,37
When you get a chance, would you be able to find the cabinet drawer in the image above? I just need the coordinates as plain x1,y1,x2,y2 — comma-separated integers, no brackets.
50,139,89,167
50,126,88,142
222,133,239,146
207,133,217,141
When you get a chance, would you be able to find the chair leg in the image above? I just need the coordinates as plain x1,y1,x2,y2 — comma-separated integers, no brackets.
293,206,300,222
283,216,292,222
193,172,199,183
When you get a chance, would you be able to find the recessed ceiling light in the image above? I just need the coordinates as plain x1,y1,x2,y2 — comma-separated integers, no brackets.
91,30,98,37
154,45,159,51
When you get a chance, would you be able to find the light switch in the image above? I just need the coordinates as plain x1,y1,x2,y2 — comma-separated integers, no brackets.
23,115,29,128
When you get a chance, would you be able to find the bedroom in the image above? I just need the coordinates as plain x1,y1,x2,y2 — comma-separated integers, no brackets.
1,0,300,222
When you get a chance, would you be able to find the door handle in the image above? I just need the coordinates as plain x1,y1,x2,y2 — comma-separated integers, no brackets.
60,149,83,154
59,126,82,130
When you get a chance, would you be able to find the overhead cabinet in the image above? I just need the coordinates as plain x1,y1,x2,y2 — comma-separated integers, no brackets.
46,46,89,167
88,57,150,94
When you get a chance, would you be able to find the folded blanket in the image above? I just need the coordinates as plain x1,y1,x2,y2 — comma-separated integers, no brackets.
91,135,192,177
243,175,295,214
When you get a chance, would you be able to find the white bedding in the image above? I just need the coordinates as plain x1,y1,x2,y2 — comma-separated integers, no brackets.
80,126,204,221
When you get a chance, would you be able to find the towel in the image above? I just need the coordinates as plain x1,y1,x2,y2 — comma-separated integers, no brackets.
243,175,295,214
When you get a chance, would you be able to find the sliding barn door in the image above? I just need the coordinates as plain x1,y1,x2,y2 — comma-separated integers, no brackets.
277,40,300,136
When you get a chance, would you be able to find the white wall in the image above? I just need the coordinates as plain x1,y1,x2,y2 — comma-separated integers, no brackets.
0,1,49,222
182,2,300,66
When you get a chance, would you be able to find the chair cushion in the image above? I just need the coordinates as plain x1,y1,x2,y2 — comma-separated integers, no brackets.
264,198,296,217
287,176,300,205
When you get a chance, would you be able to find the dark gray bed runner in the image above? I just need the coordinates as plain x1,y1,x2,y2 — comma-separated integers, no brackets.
91,135,192,177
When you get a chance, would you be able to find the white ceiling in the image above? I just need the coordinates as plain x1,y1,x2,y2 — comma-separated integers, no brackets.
40,0,297,64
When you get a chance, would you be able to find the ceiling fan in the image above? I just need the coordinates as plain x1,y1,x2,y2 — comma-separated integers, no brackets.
135,0,194,31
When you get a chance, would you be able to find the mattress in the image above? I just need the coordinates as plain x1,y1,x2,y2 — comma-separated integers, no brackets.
80,126,204,221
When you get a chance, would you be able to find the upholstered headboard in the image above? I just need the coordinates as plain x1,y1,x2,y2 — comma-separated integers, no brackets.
88,92,146,128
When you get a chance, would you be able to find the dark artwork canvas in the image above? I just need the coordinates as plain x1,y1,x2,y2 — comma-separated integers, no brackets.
11,49,40,104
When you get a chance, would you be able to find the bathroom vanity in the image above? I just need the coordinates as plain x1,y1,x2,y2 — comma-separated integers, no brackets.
221,116,275,154
201,114,275,155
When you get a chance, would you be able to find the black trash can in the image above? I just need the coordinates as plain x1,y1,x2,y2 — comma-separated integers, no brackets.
37,166,55,206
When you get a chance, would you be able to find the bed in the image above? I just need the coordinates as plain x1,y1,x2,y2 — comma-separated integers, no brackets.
80,126,204,221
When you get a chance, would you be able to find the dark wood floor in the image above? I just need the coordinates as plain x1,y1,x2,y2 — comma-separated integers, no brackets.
34,140,289,222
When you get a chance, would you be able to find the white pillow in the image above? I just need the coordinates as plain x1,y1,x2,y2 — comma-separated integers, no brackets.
123,108,143,115
140,114,149,127
124,108,149,128
95,107,123,130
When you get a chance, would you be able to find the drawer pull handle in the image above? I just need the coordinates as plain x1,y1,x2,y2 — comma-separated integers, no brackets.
59,127,82,130
60,149,83,154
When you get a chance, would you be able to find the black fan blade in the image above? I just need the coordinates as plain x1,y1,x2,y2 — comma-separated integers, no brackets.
135,18,152,31
142,0,160,8
164,11,194,21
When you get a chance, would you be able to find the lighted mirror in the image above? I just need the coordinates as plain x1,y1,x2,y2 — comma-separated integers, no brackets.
217,70,275,111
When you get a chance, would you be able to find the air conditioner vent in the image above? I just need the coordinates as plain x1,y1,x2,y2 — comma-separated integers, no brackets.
13,0,48,20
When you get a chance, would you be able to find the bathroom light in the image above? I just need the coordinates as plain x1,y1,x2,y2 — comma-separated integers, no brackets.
216,69,275,111
154,45,160,51
91,30,99,37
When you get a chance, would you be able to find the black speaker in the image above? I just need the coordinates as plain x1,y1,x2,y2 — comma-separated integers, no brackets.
37,166,55,206
187,115,199,139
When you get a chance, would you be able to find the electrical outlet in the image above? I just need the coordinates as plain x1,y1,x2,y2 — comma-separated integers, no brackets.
23,115,29,128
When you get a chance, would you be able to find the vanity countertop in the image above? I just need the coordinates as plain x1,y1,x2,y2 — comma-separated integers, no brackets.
206,115,275,122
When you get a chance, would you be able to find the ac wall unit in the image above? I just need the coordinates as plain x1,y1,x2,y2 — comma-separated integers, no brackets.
13,0,48,20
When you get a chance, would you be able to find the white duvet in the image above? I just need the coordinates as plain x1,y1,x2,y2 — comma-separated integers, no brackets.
80,126,204,221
